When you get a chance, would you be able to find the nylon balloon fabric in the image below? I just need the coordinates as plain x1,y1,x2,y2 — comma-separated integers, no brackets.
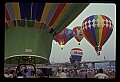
82,15,113,56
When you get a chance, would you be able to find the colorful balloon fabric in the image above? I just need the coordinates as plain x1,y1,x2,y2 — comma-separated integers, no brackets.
70,48,83,63
5,3,89,36
5,2,89,64
72,26,84,45
82,15,113,55
54,28,76,49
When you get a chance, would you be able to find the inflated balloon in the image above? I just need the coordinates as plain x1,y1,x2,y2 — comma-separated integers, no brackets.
54,28,76,49
72,26,84,45
5,2,89,64
82,15,113,56
5,3,89,35
70,48,83,63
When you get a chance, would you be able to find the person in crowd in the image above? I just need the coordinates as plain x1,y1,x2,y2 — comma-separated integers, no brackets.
12,70,17,78
69,69,76,78
23,69,31,78
31,71,36,78
79,70,84,78
4,70,10,78
94,68,109,79
55,69,60,78
17,71,24,78
9,70,14,78
59,69,67,78
90,69,96,78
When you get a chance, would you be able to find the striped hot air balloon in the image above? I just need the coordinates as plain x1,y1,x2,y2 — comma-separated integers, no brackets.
54,28,76,49
82,15,113,56
5,2,89,64
70,48,83,63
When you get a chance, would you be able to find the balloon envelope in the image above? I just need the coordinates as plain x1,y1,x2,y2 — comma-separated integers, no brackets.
82,15,113,55
5,2,89,64
70,48,83,63
54,28,76,48
72,26,84,45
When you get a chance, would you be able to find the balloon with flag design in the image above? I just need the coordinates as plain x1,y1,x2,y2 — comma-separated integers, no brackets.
82,15,113,56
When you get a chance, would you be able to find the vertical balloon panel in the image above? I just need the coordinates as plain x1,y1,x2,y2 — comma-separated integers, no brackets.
5,2,89,64
82,15,113,55
54,28,76,49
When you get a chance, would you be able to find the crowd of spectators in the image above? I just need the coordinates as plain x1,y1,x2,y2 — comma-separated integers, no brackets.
50,67,115,79
4,65,115,79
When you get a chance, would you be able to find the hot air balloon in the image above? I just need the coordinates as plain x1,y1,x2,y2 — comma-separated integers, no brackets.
72,26,84,45
82,15,113,56
54,28,76,49
5,2,89,64
69,48,83,63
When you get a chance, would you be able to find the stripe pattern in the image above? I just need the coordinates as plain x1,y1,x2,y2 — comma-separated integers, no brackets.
54,28,76,46
5,2,89,36
70,48,83,63
82,15,113,53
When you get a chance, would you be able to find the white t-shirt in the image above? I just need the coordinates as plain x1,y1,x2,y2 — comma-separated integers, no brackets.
59,72,67,78
17,76,24,78
9,74,13,78
95,73,109,79
4,74,9,78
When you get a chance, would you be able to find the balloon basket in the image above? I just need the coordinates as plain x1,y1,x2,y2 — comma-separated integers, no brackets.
97,51,100,56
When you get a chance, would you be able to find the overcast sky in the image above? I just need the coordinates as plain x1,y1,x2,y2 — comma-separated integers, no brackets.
49,3,116,63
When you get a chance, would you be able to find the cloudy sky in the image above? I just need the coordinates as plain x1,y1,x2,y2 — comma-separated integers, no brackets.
49,3,116,63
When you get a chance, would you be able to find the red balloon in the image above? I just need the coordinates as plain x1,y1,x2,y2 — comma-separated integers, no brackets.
72,26,84,44
82,15,113,55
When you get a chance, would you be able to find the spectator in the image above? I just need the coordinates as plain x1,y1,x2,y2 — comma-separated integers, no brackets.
9,70,14,78
94,68,109,79
23,69,31,78
4,71,10,78
59,69,67,78
17,72,24,78
31,71,36,78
